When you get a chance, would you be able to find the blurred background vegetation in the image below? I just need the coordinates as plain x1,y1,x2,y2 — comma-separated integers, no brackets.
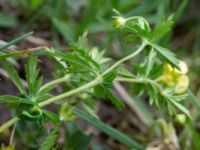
0,0,200,149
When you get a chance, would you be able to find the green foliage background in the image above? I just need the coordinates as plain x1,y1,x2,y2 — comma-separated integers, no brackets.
0,0,200,150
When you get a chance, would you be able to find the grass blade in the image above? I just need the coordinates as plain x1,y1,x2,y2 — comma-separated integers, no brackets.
0,47,44,60
0,32,33,51
187,90,200,114
75,109,145,150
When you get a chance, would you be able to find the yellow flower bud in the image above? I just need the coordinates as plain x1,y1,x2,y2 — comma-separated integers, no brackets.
174,61,188,74
174,114,187,125
157,61,189,94
90,47,99,59
175,75,189,94
164,64,174,74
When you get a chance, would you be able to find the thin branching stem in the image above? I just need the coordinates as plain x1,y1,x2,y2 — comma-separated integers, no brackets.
102,42,146,76
0,117,19,133
38,77,102,107
39,74,71,92
0,42,147,133
9,123,16,145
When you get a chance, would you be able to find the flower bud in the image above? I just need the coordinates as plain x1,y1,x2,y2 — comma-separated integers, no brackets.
164,64,174,74
174,61,188,74
112,17,127,28
157,61,189,94
175,114,187,125
175,75,189,94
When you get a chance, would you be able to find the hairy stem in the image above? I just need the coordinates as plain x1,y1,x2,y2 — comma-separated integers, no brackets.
0,117,19,133
0,42,147,133
39,74,71,92
38,77,102,107
102,42,146,76
115,77,145,83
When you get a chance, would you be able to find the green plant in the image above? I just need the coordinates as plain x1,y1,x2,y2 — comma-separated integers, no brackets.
0,10,195,149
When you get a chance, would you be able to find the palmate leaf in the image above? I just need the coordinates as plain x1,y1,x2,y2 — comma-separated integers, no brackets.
151,43,180,69
168,97,191,118
45,48,99,74
150,15,174,41
2,61,26,95
0,95,35,105
70,33,95,68
74,109,145,150
72,32,90,52
25,54,43,98
40,127,60,150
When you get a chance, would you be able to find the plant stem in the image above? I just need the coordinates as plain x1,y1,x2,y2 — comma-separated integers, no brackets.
0,117,19,133
9,123,16,145
38,77,102,107
115,77,144,83
0,42,147,133
39,74,71,92
102,42,146,76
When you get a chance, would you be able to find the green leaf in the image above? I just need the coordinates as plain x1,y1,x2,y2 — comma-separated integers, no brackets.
0,95,35,105
82,103,99,119
145,47,157,77
125,22,146,40
117,68,136,78
151,43,179,69
187,90,200,114
40,127,60,150
25,54,43,98
20,109,42,121
151,15,174,41
46,48,99,77
148,83,159,107
174,0,189,22
43,110,61,126
52,18,75,43
191,127,200,150
94,85,125,109
103,70,117,88
65,130,92,150
74,109,144,150
106,89,125,109
168,98,191,118
138,17,150,32
2,61,26,95
0,13,17,28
